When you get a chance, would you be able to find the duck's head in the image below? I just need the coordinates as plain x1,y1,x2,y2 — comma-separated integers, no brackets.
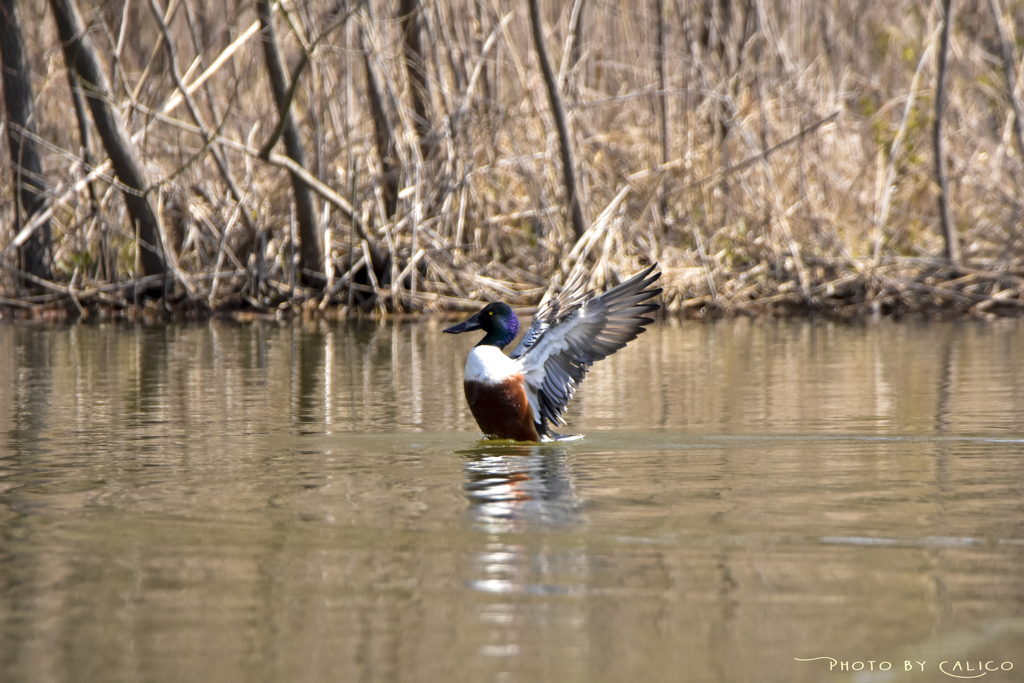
443,302,520,349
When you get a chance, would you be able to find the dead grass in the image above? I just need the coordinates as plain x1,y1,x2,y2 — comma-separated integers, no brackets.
2,0,1024,320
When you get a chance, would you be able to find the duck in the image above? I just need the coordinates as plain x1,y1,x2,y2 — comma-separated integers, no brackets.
444,264,661,441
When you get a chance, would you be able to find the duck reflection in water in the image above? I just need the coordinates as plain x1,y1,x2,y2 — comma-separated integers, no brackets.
461,440,586,648
460,443,580,532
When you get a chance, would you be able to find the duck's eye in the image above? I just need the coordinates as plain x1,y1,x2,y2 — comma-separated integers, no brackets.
488,311,493,315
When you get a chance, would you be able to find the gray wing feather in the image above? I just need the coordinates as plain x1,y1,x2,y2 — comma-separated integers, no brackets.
510,268,589,359
514,264,661,436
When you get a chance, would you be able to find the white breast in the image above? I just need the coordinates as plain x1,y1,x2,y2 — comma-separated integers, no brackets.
464,345,519,385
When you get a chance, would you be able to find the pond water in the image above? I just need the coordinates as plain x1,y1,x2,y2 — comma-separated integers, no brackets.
1,318,1023,683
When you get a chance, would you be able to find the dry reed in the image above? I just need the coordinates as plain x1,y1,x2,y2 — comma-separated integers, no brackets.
2,0,1024,321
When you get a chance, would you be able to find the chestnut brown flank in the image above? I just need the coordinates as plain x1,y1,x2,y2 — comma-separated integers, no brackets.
464,375,540,441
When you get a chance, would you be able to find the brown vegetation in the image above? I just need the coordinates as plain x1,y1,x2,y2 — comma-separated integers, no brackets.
2,0,1024,321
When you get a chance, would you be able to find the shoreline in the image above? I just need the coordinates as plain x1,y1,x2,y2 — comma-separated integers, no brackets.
4,257,1023,324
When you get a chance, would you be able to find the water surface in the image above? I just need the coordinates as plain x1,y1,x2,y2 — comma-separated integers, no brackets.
1,319,1023,682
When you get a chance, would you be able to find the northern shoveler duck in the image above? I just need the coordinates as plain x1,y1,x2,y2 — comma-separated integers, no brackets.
444,264,661,441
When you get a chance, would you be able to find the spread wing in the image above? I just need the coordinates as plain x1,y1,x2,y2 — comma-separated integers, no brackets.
512,264,661,436
509,268,589,360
